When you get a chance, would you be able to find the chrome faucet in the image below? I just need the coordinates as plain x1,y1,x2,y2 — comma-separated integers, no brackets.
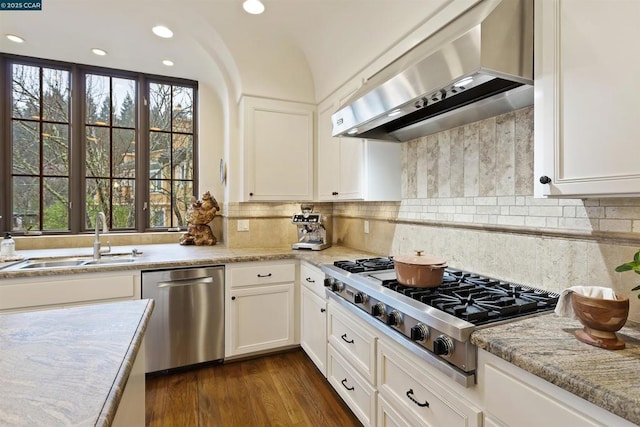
93,212,111,260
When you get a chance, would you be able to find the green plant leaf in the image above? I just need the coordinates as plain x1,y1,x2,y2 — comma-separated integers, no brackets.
615,263,635,272
635,250,640,264
632,284,640,291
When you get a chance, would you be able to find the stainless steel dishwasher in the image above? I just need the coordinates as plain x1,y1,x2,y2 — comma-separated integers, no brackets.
142,265,224,373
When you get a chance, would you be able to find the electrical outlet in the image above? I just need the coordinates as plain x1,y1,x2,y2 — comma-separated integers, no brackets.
364,220,370,234
237,219,250,232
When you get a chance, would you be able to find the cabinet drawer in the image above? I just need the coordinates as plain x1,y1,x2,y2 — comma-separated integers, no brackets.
378,340,481,427
328,301,376,383
229,262,295,287
300,262,326,299
0,274,136,311
327,344,376,427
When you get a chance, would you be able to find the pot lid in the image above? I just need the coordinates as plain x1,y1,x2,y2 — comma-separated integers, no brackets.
394,250,447,266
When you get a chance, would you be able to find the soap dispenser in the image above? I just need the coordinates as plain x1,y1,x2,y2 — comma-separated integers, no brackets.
1,232,16,257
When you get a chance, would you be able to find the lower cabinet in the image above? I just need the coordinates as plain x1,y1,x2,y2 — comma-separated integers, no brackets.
479,349,636,427
0,271,141,313
299,262,328,376
378,394,420,427
327,300,378,426
225,261,296,358
112,340,146,427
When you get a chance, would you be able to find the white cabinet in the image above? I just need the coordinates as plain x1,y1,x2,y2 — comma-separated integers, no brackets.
0,271,140,313
240,96,315,201
534,0,640,197
225,261,296,357
377,338,482,427
316,99,401,202
112,340,146,427
299,262,328,376
479,349,636,427
327,299,378,426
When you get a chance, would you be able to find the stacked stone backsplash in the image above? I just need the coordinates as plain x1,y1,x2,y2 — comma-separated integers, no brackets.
332,106,640,321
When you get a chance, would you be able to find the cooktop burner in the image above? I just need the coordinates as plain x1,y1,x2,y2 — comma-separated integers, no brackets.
333,257,394,273
381,269,559,326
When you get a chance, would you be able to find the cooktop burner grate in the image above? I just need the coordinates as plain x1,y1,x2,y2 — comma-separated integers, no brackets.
381,269,559,326
334,257,395,273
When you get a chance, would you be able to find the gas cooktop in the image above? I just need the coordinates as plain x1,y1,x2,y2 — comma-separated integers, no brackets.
322,257,559,385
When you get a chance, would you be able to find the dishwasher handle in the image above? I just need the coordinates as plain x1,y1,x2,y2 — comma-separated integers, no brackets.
157,276,215,288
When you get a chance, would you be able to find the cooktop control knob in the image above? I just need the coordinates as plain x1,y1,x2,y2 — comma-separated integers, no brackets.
331,281,344,292
386,310,402,327
354,292,367,304
323,277,333,287
433,335,454,356
410,323,430,342
372,303,386,318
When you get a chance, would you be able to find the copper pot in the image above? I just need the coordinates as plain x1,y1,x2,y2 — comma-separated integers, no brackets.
393,251,447,287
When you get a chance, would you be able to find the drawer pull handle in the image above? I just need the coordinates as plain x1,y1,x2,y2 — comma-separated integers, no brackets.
341,333,354,344
406,389,429,407
257,273,272,278
341,378,354,391
305,277,315,283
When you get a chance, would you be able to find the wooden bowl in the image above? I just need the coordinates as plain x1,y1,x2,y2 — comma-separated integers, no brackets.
571,292,629,350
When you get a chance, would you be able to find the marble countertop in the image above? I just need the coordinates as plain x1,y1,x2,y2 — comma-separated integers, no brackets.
472,313,640,425
0,299,154,426
0,244,377,279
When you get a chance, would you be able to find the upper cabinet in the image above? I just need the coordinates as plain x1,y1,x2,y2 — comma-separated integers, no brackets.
241,96,315,201
316,91,401,202
534,0,640,197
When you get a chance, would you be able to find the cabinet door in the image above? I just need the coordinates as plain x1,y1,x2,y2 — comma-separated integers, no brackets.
242,96,314,201
534,0,640,197
338,138,365,200
300,285,327,376
228,282,295,356
317,100,340,200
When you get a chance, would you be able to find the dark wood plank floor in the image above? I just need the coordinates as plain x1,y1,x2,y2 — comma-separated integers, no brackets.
146,349,362,427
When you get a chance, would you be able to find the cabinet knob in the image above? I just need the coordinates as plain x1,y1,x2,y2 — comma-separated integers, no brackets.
320,308,326,313
539,176,552,184
332,191,338,196
249,192,254,196
231,296,236,301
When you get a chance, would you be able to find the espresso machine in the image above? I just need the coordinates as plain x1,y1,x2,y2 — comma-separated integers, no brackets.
291,204,330,251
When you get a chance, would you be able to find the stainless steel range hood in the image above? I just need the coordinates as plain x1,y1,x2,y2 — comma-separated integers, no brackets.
332,0,533,142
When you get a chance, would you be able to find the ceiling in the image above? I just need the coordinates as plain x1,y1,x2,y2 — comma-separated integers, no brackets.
0,0,451,102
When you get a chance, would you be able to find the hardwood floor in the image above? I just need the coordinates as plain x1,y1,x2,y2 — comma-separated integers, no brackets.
145,349,362,427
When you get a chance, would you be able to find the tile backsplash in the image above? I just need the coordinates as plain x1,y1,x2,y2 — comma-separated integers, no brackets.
333,106,640,321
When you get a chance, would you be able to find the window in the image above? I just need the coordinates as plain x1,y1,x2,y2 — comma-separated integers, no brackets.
148,82,195,229
1,54,198,234
10,63,71,232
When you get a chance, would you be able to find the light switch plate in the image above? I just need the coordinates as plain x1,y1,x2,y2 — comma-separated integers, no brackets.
364,220,370,234
237,219,250,232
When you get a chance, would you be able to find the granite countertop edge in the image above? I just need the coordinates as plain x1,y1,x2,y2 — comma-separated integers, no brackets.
95,299,155,427
471,314,640,425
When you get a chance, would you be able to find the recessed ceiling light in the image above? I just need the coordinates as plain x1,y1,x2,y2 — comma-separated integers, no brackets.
152,25,173,38
6,34,24,43
162,59,174,67
243,0,265,14
92,48,107,56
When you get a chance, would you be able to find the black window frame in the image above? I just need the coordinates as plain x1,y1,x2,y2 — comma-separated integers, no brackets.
0,53,199,235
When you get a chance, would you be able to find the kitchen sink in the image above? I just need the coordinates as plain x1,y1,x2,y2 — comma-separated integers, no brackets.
18,259,89,269
1,254,139,271
83,257,136,266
